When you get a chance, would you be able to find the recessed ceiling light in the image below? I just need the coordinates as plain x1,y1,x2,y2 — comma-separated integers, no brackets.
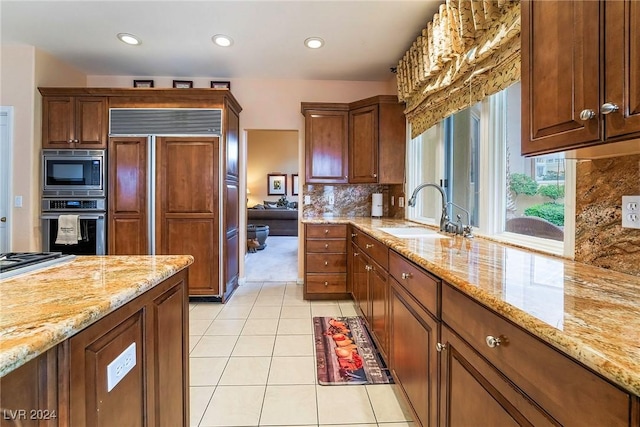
117,33,141,46
212,34,233,47
304,37,324,49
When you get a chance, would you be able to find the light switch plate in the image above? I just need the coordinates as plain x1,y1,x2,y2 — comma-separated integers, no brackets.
622,195,640,229
106,342,136,392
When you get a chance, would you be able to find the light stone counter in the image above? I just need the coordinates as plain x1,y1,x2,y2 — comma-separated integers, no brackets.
303,216,640,397
0,255,193,377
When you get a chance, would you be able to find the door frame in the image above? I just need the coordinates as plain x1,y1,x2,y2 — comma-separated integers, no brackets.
0,106,14,252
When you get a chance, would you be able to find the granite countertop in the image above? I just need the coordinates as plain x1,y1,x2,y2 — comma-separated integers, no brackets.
303,216,640,397
0,255,193,377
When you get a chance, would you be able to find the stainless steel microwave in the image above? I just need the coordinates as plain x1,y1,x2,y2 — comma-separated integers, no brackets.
42,149,106,197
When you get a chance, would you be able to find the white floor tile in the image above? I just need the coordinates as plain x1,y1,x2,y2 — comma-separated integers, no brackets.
226,294,258,306
273,335,314,357
339,304,358,316
366,384,415,423
242,318,280,335
189,357,228,386
199,385,265,426
311,304,343,317
191,336,238,357
217,304,253,320
268,356,315,385
277,318,312,335
190,319,214,335
219,356,271,385
254,295,285,306
282,295,310,307
259,385,317,426
205,319,246,336
189,335,202,354
316,385,376,425
189,386,215,427
279,306,311,319
249,306,282,319
232,335,276,357
190,303,224,320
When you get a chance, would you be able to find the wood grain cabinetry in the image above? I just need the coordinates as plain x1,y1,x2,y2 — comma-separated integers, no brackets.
350,229,389,358
441,282,633,426
522,0,640,156
302,96,405,184
304,224,349,299
41,95,107,149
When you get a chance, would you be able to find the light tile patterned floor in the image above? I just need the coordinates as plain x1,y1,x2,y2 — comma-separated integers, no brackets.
189,281,416,427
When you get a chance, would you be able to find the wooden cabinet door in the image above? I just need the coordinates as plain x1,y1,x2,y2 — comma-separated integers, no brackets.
108,137,148,255
521,0,601,155
304,109,349,183
349,104,378,183
42,96,74,148
74,97,107,148
352,250,370,320
156,137,219,296
604,0,640,139
369,261,388,358
389,278,438,427
439,325,555,427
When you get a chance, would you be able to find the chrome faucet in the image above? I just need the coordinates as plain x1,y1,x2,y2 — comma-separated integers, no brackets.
407,182,473,237
407,183,450,233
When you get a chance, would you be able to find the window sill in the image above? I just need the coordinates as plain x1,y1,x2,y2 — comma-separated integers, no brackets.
477,231,565,257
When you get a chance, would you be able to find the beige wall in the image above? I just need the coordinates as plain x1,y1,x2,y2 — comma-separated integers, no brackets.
247,130,298,207
0,45,86,251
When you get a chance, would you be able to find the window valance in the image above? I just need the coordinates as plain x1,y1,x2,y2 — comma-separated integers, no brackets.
397,0,521,138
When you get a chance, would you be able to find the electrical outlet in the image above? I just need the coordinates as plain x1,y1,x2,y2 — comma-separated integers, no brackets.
304,195,311,205
391,196,395,206
328,194,334,205
398,197,405,208
622,195,640,229
107,343,136,392
14,196,22,208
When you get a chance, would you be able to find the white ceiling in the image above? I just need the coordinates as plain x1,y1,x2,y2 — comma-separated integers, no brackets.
1,0,442,82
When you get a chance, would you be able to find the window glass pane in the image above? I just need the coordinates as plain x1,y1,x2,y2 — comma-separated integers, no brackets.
412,124,444,222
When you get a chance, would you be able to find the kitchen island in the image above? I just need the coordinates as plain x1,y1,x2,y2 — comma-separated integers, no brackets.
0,255,193,427
303,217,640,426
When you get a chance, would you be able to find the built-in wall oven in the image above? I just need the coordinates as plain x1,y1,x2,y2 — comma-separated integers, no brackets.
42,149,105,197
41,198,106,255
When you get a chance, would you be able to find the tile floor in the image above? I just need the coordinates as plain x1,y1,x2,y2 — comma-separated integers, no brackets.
189,281,416,427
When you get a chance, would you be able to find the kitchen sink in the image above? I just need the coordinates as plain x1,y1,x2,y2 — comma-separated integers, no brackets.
378,227,450,239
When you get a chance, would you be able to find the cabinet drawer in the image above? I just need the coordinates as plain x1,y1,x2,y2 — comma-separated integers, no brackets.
352,230,388,269
306,253,347,273
305,273,347,293
306,224,347,239
442,284,631,427
388,250,439,318
306,239,347,253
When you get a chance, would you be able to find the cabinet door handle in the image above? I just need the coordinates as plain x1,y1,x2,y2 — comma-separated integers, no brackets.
324,281,328,287
365,265,372,271
365,244,374,249
600,102,619,115
354,252,359,257
401,272,412,280
351,233,357,237
579,109,596,120
436,342,447,352
485,335,503,348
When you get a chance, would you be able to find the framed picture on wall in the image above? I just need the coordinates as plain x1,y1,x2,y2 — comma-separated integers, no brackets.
267,173,287,196
291,174,299,196
133,79,154,88
173,80,193,88
210,81,231,89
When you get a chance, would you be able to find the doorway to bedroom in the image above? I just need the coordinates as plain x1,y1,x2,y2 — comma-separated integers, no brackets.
245,130,300,282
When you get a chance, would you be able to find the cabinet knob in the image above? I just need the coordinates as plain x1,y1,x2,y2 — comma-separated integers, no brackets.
600,103,619,115
373,173,377,178
325,243,329,249
579,109,596,120
351,233,357,237
365,265,372,271
324,261,328,266
324,281,328,287
68,139,74,143
365,243,374,249
436,342,447,352
354,252,359,257
401,272,412,280
485,335,503,348
324,229,329,234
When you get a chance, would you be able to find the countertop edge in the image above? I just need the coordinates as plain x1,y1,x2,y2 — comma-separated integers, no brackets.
302,217,640,397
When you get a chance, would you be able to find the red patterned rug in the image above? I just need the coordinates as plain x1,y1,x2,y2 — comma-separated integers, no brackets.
313,316,393,385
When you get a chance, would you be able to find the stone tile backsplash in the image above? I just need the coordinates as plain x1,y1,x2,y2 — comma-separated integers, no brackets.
302,184,404,219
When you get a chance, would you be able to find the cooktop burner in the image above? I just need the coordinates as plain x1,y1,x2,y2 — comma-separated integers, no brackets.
0,252,76,279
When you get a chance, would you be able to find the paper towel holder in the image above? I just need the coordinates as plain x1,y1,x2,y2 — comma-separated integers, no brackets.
371,193,383,218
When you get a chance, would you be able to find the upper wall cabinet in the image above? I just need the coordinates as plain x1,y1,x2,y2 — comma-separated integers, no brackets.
302,95,406,184
521,0,640,156
41,95,107,149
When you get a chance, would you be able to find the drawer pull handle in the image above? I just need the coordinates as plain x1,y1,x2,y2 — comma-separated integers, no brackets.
325,243,329,249
351,233,357,237
485,335,503,348
324,229,329,234
365,265,373,271
354,252,359,257
436,342,447,352
324,281,328,287
324,261,328,266
401,272,412,280
365,244,374,249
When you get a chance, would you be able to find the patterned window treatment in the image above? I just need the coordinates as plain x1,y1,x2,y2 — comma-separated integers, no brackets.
397,0,521,138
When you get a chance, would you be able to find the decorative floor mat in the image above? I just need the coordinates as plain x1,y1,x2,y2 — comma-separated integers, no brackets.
313,316,393,385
